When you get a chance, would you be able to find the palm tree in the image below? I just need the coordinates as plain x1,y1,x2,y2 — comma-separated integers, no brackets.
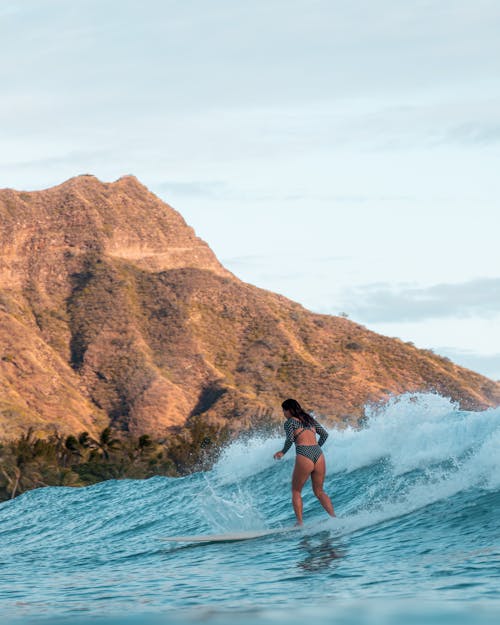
94,427,121,460
0,463,22,499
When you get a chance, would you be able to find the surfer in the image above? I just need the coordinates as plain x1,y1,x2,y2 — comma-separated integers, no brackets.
274,398,335,526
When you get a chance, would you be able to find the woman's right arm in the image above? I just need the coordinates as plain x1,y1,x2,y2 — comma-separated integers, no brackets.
314,420,329,447
281,419,295,455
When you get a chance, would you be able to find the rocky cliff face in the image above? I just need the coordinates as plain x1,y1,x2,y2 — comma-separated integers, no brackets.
0,175,499,439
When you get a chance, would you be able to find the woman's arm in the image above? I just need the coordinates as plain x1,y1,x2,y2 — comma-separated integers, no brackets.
314,420,329,447
274,419,295,459
281,418,295,454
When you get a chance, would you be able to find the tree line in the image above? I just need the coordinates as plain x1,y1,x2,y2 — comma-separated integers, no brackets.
0,416,229,501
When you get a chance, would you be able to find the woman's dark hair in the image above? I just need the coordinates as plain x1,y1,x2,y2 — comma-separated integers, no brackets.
281,398,315,426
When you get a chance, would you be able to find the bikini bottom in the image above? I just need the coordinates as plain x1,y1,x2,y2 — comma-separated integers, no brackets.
295,445,323,464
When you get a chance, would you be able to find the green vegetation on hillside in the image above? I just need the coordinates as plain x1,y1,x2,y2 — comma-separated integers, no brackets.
0,419,229,502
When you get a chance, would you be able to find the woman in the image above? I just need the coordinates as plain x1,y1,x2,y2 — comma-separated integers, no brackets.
274,398,335,525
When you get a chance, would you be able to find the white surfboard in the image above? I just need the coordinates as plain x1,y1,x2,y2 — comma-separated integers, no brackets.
160,526,300,544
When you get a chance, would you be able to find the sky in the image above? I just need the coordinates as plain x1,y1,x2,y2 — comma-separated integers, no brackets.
1,0,499,380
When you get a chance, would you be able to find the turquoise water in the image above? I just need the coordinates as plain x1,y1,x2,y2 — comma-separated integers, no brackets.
1,393,499,625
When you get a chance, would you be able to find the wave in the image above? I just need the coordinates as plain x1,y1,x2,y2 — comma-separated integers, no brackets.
3,393,499,538
1,393,500,621
208,393,500,535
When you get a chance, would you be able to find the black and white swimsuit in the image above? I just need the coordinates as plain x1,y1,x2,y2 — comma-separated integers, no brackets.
281,417,328,464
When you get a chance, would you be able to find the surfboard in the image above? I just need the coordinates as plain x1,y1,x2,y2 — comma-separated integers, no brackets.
160,526,300,544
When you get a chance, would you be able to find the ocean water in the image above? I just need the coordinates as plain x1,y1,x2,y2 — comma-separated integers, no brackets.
1,393,499,625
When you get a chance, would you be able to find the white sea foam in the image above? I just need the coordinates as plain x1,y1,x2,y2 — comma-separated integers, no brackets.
212,434,290,484
199,474,266,532
214,393,500,482
329,392,500,475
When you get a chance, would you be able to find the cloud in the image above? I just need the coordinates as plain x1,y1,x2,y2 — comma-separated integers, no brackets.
435,347,500,381
344,100,500,152
221,253,351,288
0,4,24,18
152,180,226,198
0,149,114,171
341,278,500,323
222,253,349,269
440,122,500,146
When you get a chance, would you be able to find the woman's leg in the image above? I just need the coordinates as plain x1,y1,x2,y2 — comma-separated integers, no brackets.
311,454,335,517
291,455,314,525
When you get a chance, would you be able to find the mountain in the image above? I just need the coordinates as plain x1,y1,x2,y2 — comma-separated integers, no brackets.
0,175,498,440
